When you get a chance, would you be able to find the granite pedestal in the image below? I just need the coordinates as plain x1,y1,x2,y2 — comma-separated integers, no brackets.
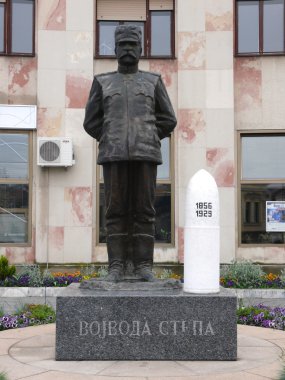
56,283,237,361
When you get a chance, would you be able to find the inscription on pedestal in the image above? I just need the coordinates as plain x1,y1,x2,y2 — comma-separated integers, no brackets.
79,319,215,338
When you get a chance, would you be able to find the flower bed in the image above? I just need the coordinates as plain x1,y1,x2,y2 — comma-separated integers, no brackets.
0,259,285,289
221,273,285,289
237,304,285,330
0,304,55,331
0,266,181,287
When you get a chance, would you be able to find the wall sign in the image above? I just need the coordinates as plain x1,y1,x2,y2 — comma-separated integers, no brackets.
0,105,37,130
266,201,285,232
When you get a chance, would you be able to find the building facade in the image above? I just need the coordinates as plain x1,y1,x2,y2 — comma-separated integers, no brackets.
0,0,285,266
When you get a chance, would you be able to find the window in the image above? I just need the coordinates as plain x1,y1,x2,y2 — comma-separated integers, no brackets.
97,137,174,245
236,0,285,55
96,0,174,58
0,132,32,244
0,0,35,56
239,133,285,244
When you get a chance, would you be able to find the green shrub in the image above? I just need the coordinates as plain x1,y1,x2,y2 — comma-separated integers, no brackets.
42,268,53,282
23,304,56,322
280,268,285,282
0,372,8,380
279,366,285,380
158,269,173,279
80,264,97,277
17,264,43,287
97,266,108,278
0,256,16,281
221,260,266,288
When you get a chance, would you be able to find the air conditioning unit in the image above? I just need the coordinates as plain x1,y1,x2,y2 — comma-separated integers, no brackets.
37,137,75,167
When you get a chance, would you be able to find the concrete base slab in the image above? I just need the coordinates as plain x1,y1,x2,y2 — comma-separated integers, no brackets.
1,323,284,379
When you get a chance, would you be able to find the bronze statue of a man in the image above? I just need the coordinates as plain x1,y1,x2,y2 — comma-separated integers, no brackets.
83,25,176,282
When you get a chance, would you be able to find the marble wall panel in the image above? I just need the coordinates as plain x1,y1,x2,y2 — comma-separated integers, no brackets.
206,70,234,109
263,247,285,264
8,58,37,104
64,187,92,227
177,0,205,32
48,146,93,187
0,58,9,103
65,71,93,108
94,60,117,75
38,0,66,31
234,58,262,128
234,58,262,113
178,32,206,70
154,246,177,263
220,226,236,263
178,109,206,147
219,188,236,228
48,186,65,227
38,69,66,107
38,31,66,70
178,71,206,108
206,31,233,70
261,58,285,129
206,147,234,187
48,226,64,263
37,108,65,137
205,0,233,32
66,32,93,71
236,247,266,262
149,60,178,112
93,244,108,263
4,228,35,264
35,225,48,263
64,227,92,262
149,60,178,88
66,0,93,32
65,108,93,148
178,146,207,189
206,109,234,148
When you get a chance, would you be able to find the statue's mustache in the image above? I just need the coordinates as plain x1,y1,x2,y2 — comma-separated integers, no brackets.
119,51,137,58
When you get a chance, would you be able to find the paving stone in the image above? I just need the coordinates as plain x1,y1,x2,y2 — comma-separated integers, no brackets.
13,333,55,348
97,361,194,377
10,346,55,363
246,359,284,380
0,354,48,380
0,338,19,355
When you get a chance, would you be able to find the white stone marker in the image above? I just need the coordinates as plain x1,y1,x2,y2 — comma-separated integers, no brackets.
184,169,220,293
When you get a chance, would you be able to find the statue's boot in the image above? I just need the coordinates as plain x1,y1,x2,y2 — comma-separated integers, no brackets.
105,234,128,282
133,234,156,282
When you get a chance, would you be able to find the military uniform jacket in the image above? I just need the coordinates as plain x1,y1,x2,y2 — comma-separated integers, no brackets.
83,70,177,165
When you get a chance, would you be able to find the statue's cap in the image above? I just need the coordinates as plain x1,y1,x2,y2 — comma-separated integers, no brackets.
115,25,142,44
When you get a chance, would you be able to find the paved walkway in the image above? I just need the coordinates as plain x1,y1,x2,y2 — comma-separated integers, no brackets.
0,324,284,380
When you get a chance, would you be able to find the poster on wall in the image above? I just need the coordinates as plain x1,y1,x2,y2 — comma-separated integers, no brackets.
266,201,285,232
0,105,37,130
